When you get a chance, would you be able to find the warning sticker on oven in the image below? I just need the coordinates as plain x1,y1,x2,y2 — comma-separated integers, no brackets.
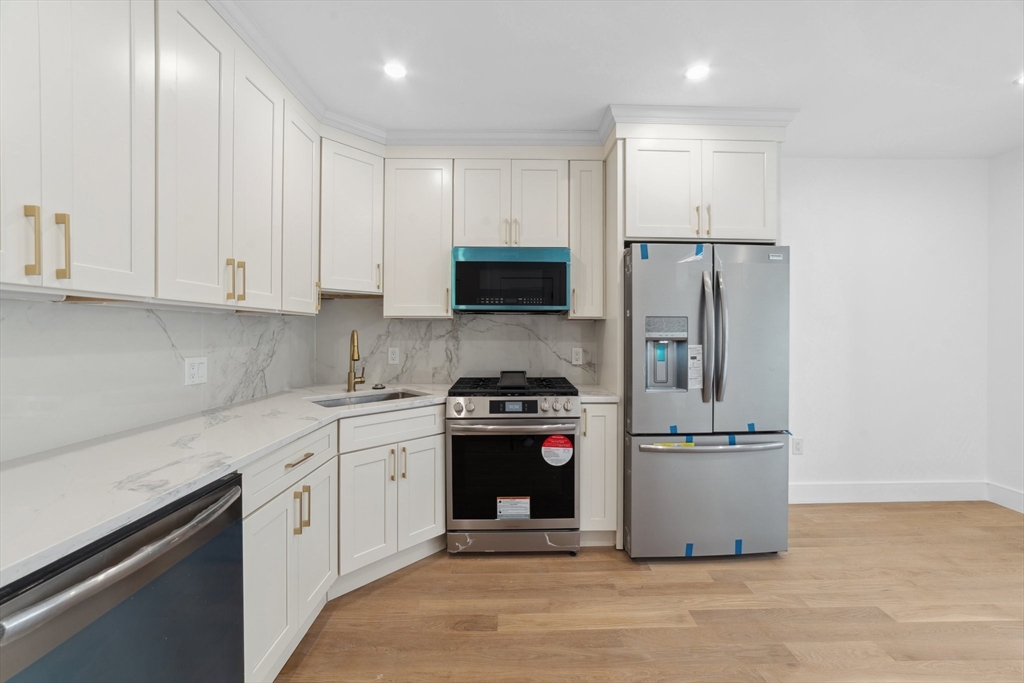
497,497,530,519
541,435,574,466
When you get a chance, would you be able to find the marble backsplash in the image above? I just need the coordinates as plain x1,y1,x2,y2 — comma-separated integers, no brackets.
0,299,315,462
315,298,598,386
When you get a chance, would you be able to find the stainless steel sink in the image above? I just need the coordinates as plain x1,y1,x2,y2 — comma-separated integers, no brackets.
310,391,426,408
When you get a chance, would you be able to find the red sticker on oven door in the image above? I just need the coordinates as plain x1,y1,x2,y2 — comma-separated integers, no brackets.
541,435,574,466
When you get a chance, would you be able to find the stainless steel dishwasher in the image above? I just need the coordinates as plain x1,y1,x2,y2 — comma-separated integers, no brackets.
0,474,243,683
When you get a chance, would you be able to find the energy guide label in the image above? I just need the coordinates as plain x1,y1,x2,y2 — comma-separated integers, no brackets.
688,345,703,389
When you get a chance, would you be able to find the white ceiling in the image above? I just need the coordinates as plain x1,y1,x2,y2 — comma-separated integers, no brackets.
221,0,1024,157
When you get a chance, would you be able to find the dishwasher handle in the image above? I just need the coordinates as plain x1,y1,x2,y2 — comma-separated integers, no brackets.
639,442,785,454
0,486,241,647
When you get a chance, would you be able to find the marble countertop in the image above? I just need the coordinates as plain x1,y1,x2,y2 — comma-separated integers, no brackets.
0,382,618,588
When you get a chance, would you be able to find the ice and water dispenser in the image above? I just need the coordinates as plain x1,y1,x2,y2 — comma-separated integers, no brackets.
644,316,691,391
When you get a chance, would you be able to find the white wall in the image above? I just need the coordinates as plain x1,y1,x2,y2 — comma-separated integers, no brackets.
0,300,315,461
986,146,1024,512
782,159,990,503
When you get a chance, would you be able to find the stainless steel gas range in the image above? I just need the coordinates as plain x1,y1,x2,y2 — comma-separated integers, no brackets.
446,371,580,554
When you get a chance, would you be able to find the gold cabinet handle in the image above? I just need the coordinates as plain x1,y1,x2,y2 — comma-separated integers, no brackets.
401,446,408,479
284,451,315,470
54,213,71,279
445,287,450,314
315,281,322,311
389,448,396,481
301,485,311,528
237,261,246,301
583,408,588,437
695,206,701,236
572,288,577,314
23,205,41,276
293,490,303,535
503,218,509,245
706,204,711,236
376,263,381,290
226,258,236,300
512,218,520,245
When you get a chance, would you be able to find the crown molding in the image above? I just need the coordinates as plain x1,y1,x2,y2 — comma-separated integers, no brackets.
322,110,388,146
607,104,800,128
384,128,602,147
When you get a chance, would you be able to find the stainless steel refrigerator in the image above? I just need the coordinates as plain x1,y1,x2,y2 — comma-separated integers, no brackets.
623,242,790,558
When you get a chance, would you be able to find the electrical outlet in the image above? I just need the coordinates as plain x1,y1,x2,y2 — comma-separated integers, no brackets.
388,347,400,365
185,357,208,386
571,348,583,366
792,437,804,455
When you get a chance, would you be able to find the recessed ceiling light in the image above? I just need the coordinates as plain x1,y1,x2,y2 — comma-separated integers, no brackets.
685,64,710,80
384,62,407,79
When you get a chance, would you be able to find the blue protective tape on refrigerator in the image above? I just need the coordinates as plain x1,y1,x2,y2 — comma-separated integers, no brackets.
747,423,756,432
728,434,737,445
640,243,649,260
695,244,704,257
735,539,743,555
685,543,694,557
669,425,678,434
685,435,694,443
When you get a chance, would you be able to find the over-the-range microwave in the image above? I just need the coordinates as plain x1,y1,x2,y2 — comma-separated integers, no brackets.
451,247,570,313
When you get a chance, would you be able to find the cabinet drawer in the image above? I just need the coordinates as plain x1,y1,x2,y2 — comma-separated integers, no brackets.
241,423,338,516
338,405,444,454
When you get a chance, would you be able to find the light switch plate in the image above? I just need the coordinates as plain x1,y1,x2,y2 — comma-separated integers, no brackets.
792,437,804,455
388,348,400,365
185,357,208,386
571,348,583,366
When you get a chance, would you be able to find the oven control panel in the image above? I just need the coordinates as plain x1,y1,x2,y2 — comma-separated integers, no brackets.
489,400,538,415
446,396,580,419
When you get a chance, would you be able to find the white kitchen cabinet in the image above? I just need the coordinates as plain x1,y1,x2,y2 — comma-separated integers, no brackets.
231,48,284,310
580,404,618,532
453,159,511,246
569,160,604,319
341,435,446,574
281,100,321,314
156,0,235,305
700,140,778,242
320,140,383,294
511,160,569,247
295,455,339,625
383,159,453,318
625,139,702,240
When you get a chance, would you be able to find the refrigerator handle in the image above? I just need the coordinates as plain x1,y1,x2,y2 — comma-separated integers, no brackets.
639,442,785,454
716,270,729,402
702,270,715,403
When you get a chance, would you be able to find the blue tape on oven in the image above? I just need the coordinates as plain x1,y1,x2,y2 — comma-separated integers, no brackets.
695,244,704,257
669,425,678,434
728,435,736,445
748,423,755,432
685,435,693,443
640,243,649,260
735,539,743,555
685,543,694,557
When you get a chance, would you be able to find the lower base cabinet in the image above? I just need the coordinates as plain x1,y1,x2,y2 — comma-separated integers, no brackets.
341,433,445,574
580,404,619,532
243,457,338,683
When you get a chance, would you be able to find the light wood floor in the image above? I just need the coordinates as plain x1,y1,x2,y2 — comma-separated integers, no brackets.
277,502,1023,682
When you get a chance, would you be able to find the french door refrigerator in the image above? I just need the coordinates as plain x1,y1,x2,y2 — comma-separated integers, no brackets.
623,243,790,558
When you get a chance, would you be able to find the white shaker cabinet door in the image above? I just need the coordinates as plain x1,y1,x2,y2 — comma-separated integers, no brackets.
340,445,398,573
700,140,778,242
319,140,383,294
580,404,618,532
453,159,511,247
295,458,338,626
568,160,604,319
156,0,235,305
37,0,155,297
397,434,446,552
243,487,299,683
383,159,453,318
231,48,283,310
281,100,320,314
0,0,44,287
511,160,568,247
625,139,702,240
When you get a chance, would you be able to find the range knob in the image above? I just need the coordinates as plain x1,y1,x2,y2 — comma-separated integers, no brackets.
552,401,562,411
540,400,550,412
563,400,574,411
466,401,475,413
453,401,464,415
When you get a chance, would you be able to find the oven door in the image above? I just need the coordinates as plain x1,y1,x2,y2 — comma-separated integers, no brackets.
447,420,580,530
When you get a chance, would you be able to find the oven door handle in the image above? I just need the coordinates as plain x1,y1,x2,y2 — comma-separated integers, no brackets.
0,486,241,647
449,423,578,435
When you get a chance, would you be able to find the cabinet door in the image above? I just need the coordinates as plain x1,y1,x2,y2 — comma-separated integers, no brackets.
156,0,235,305
453,159,511,247
340,444,397,573
383,159,453,318
281,100,320,314
580,404,618,532
511,160,568,247
397,434,445,552
295,457,338,626
625,139,702,240
37,0,154,297
701,140,778,242
0,0,44,287
320,140,383,294
232,48,283,310
568,160,604,319
243,487,299,683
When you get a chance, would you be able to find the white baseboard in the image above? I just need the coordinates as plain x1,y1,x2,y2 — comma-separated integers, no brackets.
326,536,446,601
581,530,616,547
987,482,1024,513
789,481,989,504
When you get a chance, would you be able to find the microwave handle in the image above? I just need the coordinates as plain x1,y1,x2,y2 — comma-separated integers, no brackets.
449,424,577,435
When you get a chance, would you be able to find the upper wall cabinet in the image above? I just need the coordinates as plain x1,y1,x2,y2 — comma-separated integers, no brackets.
625,138,778,243
453,159,568,248
156,0,235,305
383,159,453,319
569,160,604,319
281,101,321,314
320,140,383,294
1,0,155,297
